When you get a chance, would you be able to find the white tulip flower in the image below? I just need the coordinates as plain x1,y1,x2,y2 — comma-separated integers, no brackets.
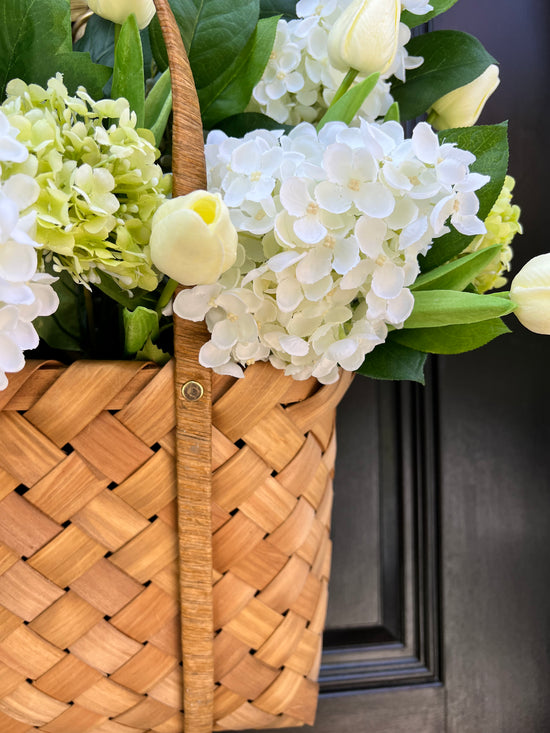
510,254,550,335
327,0,401,76
86,0,156,29
427,64,500,130
150,191,238,286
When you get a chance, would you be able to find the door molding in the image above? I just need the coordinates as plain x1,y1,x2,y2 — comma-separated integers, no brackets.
321,364,442,692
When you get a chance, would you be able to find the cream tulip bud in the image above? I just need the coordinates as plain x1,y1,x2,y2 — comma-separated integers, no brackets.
427,64,500,130
327,0,400,76
510,254,550,335
150,191,238,286
86,0,156,29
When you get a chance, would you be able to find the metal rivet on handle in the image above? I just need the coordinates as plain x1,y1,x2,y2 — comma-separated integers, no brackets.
181,380,204,402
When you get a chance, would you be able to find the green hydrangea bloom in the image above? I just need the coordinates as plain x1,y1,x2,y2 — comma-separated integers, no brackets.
466,175,522,293
0,75,172,292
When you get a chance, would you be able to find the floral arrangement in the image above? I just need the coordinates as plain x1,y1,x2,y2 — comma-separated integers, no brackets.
0,0,547,391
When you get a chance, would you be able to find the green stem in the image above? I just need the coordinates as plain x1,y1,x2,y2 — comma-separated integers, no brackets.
114,23,122,47
156,278,179,315
331,68,359,106
426,109,437,126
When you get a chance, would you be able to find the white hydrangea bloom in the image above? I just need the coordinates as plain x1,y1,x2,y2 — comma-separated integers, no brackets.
0,111,59,390
174,120,487,384
249,0,424,125
401,0,433,15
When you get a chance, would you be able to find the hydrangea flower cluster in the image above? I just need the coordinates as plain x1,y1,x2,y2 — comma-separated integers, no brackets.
0,112,58,389
249,0,427,125
0,75,171,291
175,119,488,383
465,175,521,293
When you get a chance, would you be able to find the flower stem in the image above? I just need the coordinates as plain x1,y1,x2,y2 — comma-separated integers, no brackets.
331,68,359,106
156,277,178,314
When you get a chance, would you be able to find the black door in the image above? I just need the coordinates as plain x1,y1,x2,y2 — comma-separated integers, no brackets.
312,0,550,730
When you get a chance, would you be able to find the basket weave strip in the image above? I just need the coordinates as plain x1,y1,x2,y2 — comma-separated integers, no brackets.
0,360,351,731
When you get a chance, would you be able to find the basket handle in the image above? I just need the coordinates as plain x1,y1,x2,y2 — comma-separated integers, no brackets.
153,2,214,731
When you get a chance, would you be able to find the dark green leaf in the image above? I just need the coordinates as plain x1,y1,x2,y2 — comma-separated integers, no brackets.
406,290,515,328
421,123,509,271
260,0,297,20
149,0,260,90
401,0,459,28
317,73,380,130
0,0,70,96
75,14,153,80
214,112,292,136
390,318,511,354
34,271,85,352
148,15,169,72
357,340,427,383
74,14,115,65
391,31,496,121
412,244,503,292
112,14,145,127
40,53,112,99
199,16,279,128
145,69,172,145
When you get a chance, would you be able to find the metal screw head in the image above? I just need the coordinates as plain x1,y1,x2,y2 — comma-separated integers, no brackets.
181,380,204,402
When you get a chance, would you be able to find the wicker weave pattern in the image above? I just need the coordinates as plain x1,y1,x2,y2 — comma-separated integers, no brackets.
0,360,351,732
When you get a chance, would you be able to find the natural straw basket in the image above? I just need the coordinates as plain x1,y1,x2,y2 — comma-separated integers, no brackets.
0,2,353,732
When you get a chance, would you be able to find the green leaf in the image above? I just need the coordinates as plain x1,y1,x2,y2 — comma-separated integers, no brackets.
401,0,459,28
260,0,297,19
317,73,380,130
412,244,503,292
149,0,260,90
34,271,85,352
0,0,70,96
357,341,427,383
391,31,496,121
199,16,279,128
137,337,172,365
149,16,169,72
75,14,153,80
215,111,292,136
123,306,160,353
95,272,158,310
112,14,145,128
145,68,173,145
74,14,116,66
406,290,515,329
40,52,112,99
383,101,400,123
390,318,511,354
421,123,509,271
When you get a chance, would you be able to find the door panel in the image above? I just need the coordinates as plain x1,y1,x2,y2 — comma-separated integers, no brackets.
244,0,550,730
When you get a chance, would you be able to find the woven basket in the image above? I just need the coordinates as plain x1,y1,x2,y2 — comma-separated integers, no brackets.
0,2,353,731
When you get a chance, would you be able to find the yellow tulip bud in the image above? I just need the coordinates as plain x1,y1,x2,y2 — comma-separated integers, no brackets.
327,0,401,76
427,64,500,130
150,191,238,286
510,254,550,335
86,0,156,29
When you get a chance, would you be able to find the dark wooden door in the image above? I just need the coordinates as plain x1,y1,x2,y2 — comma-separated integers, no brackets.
312,0,550,731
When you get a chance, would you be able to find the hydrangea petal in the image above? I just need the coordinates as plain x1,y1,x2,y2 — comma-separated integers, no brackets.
0,334,24,373
372,262,405,299
354,182,395,218
277,278,303,312
296,247,333,284
199,340,232,368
